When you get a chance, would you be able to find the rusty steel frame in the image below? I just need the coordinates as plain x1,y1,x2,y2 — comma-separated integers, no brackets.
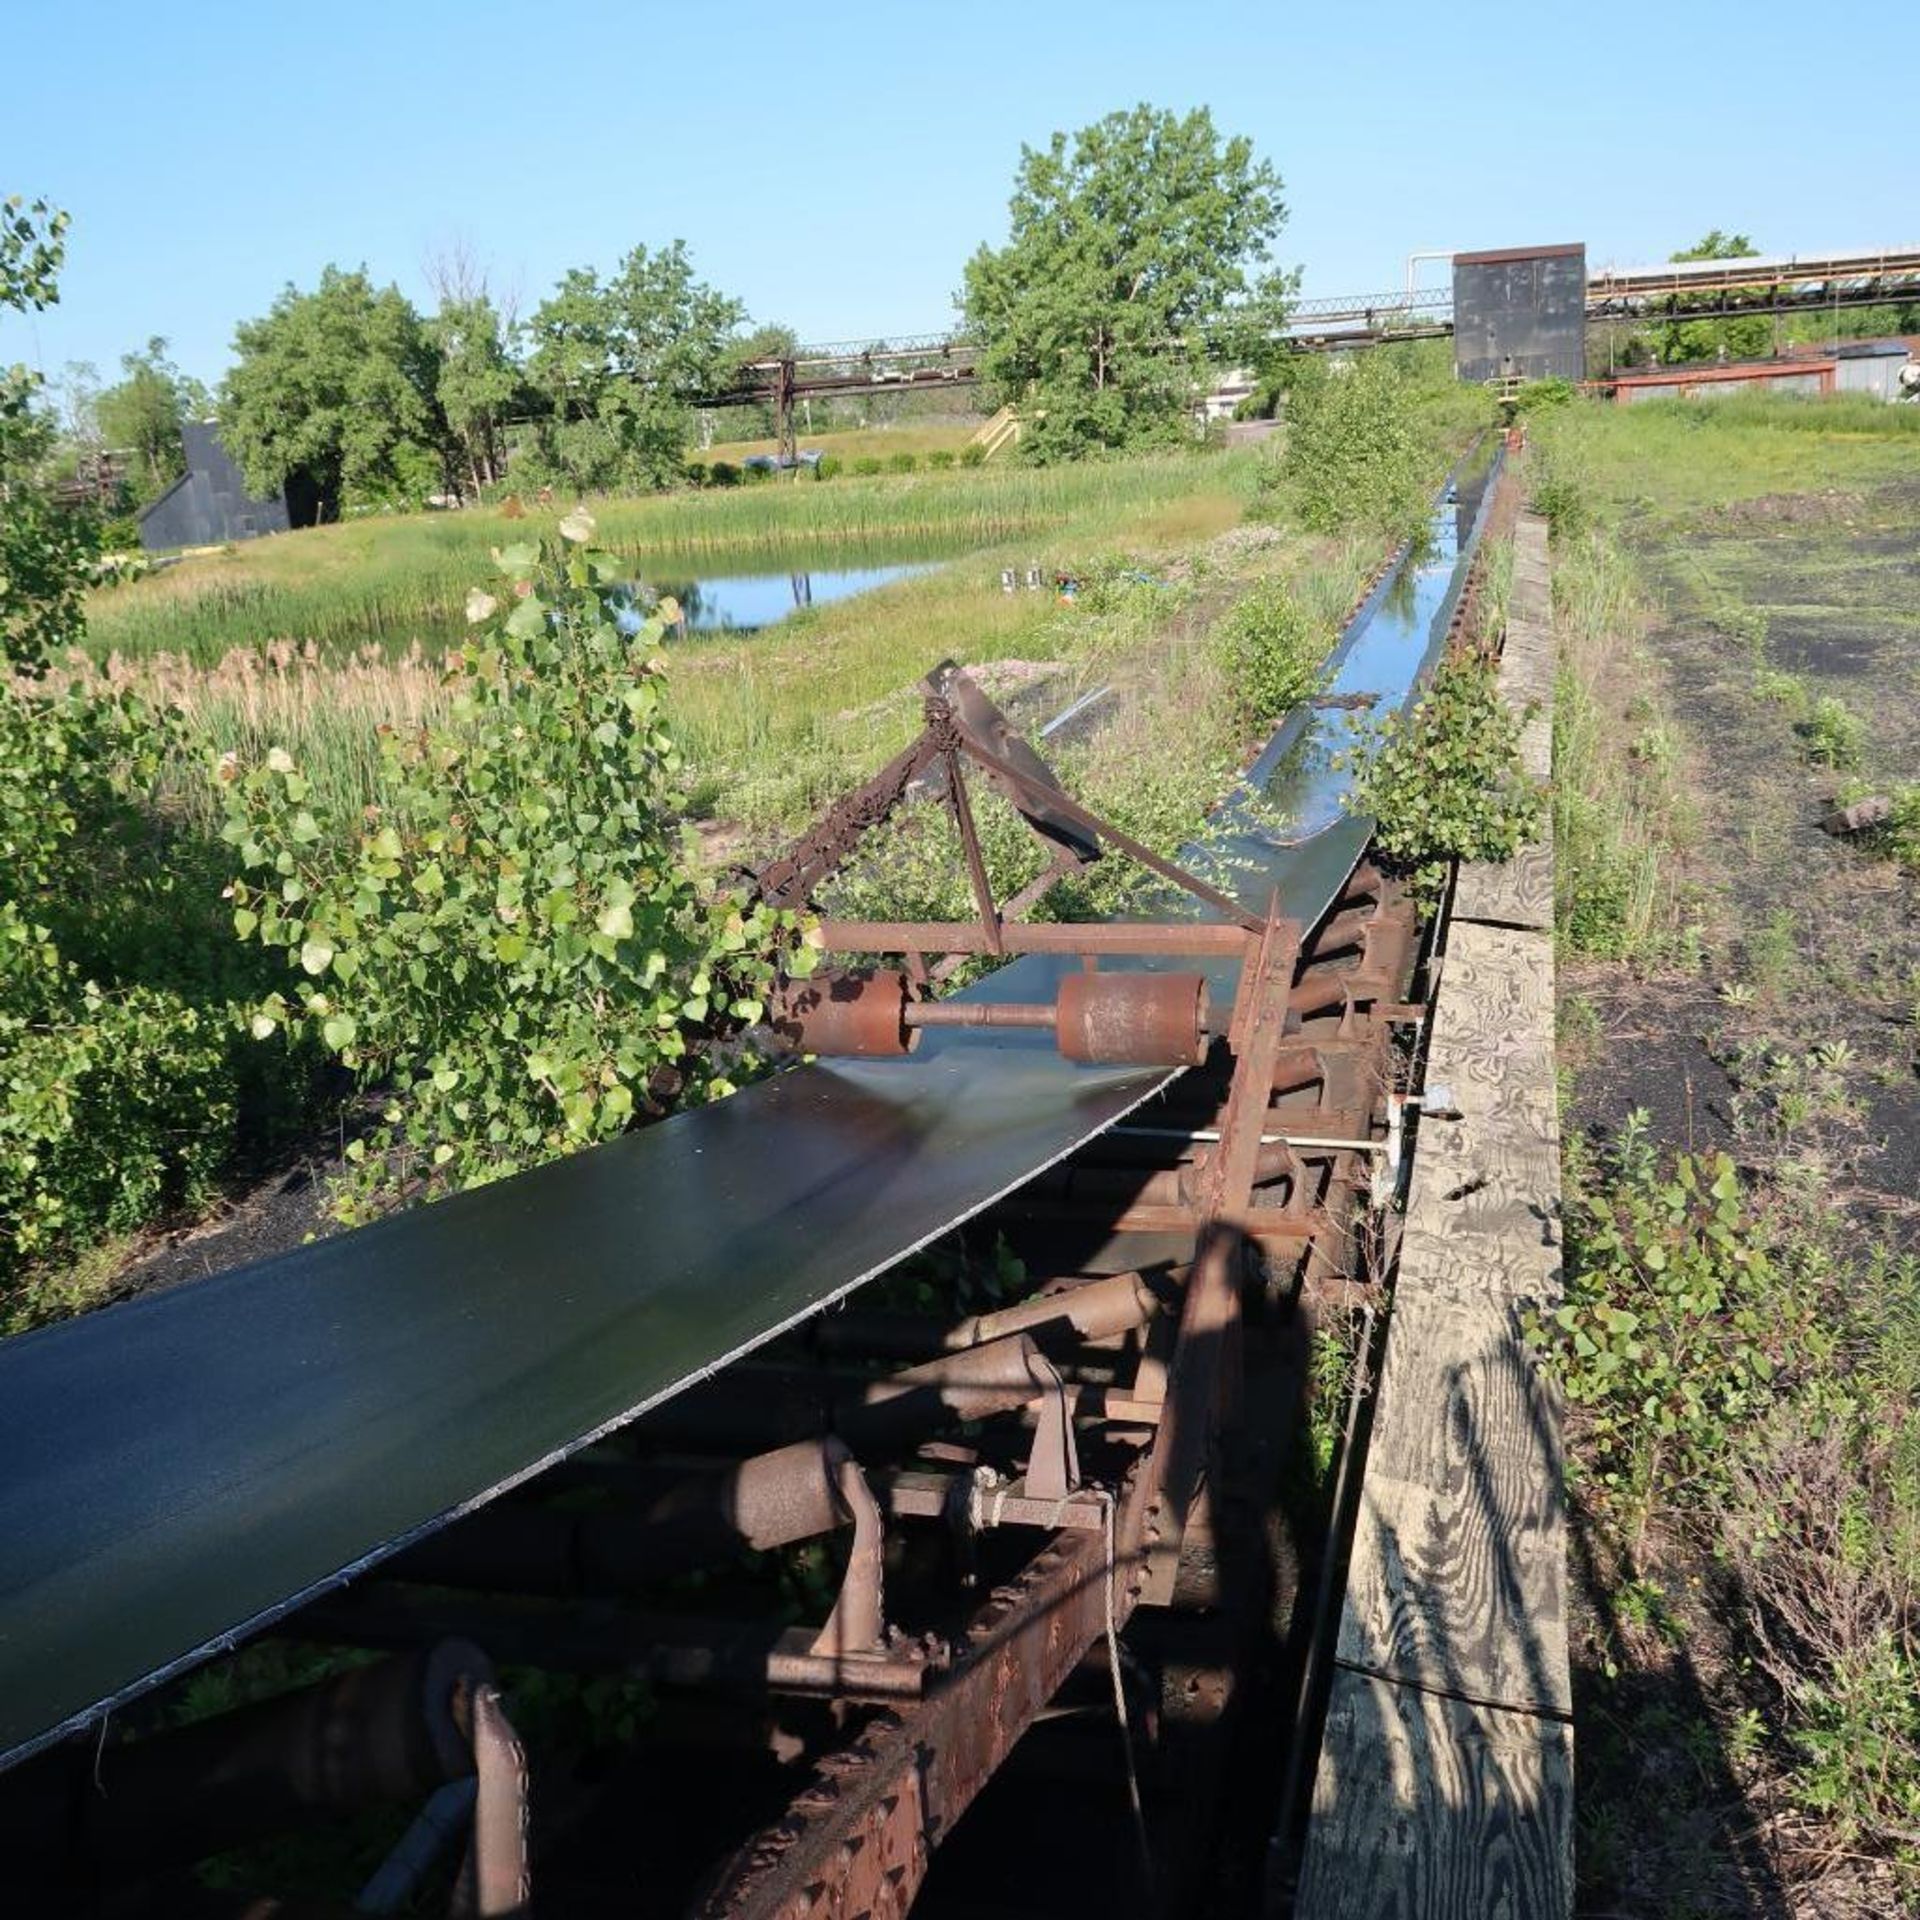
691,868,1415,1917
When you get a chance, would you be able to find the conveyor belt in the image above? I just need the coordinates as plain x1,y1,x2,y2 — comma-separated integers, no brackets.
0,445,1500,1771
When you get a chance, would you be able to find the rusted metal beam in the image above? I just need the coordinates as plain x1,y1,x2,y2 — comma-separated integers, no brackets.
692,1528,1119,1920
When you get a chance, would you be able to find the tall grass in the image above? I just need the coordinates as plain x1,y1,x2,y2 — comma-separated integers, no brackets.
49,641,454,829
1533,392,1920,522
89,454,1255,665
1551,523,1688,960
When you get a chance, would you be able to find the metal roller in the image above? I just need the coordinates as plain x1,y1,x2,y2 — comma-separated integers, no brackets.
770,969,918,1057
777,968,1212,1068
1056,971,1211,1066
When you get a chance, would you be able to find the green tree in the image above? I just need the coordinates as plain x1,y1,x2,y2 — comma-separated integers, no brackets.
961,105,1294,461
525,241,745,490
220,267,446,518
1658,230,1772,365
96,336,210,502
0,202,241,1305
430,293,522,495
218,514,802,1220
1,197,88,669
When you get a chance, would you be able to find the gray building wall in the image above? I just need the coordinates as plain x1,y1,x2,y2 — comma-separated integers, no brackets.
138,423,290,552
1617,367,1828,404
1834,344,1913,402
1453,244,1588,384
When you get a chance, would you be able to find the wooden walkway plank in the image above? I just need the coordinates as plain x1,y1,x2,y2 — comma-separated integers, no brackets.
1293,506,1569,1919
1454,827,1554,933
1395,924,1562,1308
1296,1670,1573,1920
1336,1291,1569,1715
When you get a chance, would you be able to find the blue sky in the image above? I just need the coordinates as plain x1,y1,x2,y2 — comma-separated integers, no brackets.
4,0,1913,390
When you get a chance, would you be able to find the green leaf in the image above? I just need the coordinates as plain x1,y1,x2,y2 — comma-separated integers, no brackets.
321,1013,357,1051
505,595,549,639
299,938,334,976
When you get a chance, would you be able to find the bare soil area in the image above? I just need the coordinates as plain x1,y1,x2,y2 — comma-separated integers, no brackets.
1562,477,1920,1919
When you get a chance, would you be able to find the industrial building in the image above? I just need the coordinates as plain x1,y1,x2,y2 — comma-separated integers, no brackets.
136,422,290,552
1452,242,1588,384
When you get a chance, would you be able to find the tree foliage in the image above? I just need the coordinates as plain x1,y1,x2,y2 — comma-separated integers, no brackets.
431,293,522,494
1347,650,1544,900
1658,230,1771,366
218,514,804,1221
220,267,445,517
1,202,264,1308
525,242,745,490
961,105,1294,461
96,336,209,501
1276,353,1433,540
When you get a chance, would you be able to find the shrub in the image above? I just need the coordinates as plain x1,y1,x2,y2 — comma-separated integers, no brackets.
1884,785,1920,870
959,443,987,468
706,460,740,488
1528,1116,1824,1525
0,200,303,1313
1348,650,1544,898
925,449,955,470
886,452,918,474
219,515,808,1222
1515,377,1576,412
1799,695,1863,769
1753,666,1809,716
851,456,883,477
1214,580,1328,726
1278,354,1431,540
813,455,841,481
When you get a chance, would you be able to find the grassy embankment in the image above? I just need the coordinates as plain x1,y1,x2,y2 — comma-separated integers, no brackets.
1529,392,1920,1915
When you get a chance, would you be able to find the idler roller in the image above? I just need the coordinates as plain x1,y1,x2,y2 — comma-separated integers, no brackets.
1055,970,1211,1066
771,969,920,1057
775,968,1210,1067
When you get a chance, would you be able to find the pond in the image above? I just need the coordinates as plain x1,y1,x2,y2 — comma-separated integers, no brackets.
633,558,942,635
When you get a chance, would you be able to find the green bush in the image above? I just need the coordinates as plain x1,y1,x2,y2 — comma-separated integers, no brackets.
959,443,987,468
925,449,955,471
886,451,919,474
0,200,309,1315
851,456,883,477
1277,354,1432,540
1,957,231,1290
1529,1117,1824,1522
1348,651,1544,898
1799,695,1864,769
1214,580,1327,726
218,514,808,1222
1884,785,1920,870
1515,377,1576,412
813,455,841,481
706,460,740,488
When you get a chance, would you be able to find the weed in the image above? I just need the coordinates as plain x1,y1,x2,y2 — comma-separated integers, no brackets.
1213,579,1328,726
1549,514,1685,960
1528,1115,1828,1536
1744,908,1799,1001
1798,695,1864,769
1753,666,1809,717
1347,650,1543,901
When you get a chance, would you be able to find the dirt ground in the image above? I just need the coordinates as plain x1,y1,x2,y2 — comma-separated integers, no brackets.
1560,477,1920,1919
1567,479,1920,1236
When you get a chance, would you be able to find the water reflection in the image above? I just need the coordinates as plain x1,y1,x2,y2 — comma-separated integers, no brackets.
1183,444,1502,905
611,561,938,637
